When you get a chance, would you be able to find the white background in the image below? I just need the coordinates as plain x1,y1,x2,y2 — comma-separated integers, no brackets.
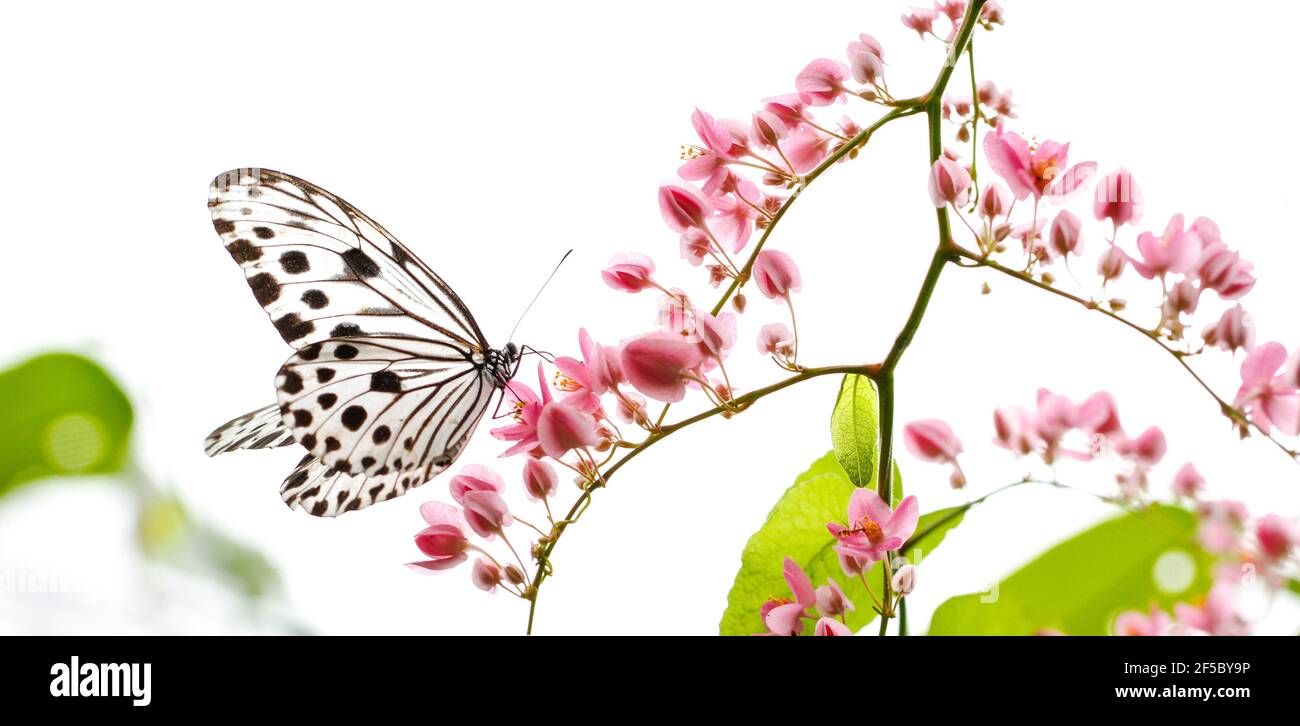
2,0,1297,634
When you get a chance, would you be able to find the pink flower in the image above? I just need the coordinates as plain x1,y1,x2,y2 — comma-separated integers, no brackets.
905,419,965,489
1047,210,1083,259
1093,169,1144,229
1118,426,1166,466
407,502,470,573
471,559,502,592
928,156,972,208
904,419,963,463
815,578,854,618
1165,278,1201,317
536,400,601,459
1174,583,1246,636
762,94,809,128
900,7,941,38
711,192,756,253
522,458,558,501
554,328,622,412
751,250,802,301
679,228,711,266
449,464,506,505
658,183,713,233
795,59,850,106
782,124,829,173
829,490,919,575
993,406,1038,455
983,128,1096,202
1114,606,1172,636
757,322,795,357
491,364,549,457
1202,304,1254,353
1195,219,1255,299
1171,463,1205,498
750,110,789,149
694,311,737,361
691,108,747,159
979,182,1011,220
814,617,853,636
602,253,658,293
761,557,816,635
1074,391,1123,438
846,35,884,85
1128,214,1203,280
1235,342,1300,435
620,333,705,403
1097,246,1127,284
1255,514,1299,560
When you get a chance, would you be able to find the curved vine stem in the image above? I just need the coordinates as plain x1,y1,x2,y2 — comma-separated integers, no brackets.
949,245,1300,464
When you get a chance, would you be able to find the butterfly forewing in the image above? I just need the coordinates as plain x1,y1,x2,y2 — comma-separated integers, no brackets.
208,168,489,350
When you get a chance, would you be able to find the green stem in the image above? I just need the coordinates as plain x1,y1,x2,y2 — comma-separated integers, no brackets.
872,0,986,635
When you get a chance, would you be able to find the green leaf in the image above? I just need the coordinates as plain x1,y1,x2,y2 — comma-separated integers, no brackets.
927,505,1213,635
0,353,134,496
719,451,961,635
830,374,879,489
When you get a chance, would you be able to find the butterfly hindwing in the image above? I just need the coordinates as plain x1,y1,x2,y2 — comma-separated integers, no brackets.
276,335,495,491
204,404,296,456
208,168,489,351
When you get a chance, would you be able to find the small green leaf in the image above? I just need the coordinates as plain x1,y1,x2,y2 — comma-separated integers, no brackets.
830,374,879,489
927,505,1213,635
720,451,961,635
0,353,134,496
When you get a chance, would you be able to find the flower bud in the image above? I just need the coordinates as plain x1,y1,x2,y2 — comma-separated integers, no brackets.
602,253,657,293
471,559,502,592
1093,169,1144,228
892,564,917,595
751,250,803,300
504,564,526,586
522,458,558,501
1048,210,1082,259
928,157,972,208
1098,247,1126,284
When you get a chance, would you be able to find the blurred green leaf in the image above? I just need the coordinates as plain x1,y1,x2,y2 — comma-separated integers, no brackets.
720,451,959,635
137,492,281,600
927,505,1212,635
0,353,133,496
830,374,879,489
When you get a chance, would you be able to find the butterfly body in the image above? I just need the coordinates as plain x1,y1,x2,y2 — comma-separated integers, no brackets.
204,168,518,517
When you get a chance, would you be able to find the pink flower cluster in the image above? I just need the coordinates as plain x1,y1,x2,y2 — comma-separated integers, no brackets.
929,89,1296,436
760,488,919,635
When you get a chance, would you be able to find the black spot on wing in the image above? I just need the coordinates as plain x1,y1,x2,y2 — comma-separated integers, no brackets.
302,289,329,309
317,392,337,409
341,248,381,278
372,425,391,444
253,226,275,239
334,344,358,360
274,314,315,342
249,273,281,305
331,323,362,337
227,239,261,263
281,370,304,394
280,251,310,274
316,367,335,383
213,218,235,235
340,405,367,431
370,370,401,392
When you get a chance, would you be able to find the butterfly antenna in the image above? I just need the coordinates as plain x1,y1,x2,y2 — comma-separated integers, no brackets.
508,249,573,342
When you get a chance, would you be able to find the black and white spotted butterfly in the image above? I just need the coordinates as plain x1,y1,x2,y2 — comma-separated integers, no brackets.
204,168,521,517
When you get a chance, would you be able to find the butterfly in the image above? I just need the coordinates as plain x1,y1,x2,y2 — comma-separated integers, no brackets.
204,168,521,517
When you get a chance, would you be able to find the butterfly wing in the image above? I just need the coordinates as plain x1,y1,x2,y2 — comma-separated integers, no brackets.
207,168,489,351
204,404,296,456
277,335,494,481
